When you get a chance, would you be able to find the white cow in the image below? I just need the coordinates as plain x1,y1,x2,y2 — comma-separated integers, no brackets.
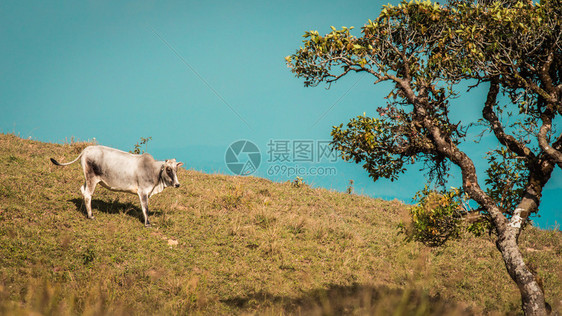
51,146,183,226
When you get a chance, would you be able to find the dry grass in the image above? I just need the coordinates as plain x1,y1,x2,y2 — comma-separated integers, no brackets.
0,133,560,315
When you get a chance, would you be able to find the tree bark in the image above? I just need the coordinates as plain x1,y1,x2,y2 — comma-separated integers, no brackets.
496,226,548,315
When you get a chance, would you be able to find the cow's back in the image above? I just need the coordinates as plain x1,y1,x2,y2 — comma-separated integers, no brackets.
81,146,157,192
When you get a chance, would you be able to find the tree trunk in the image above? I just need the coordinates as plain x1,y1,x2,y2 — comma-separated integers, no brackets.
496,228,548,315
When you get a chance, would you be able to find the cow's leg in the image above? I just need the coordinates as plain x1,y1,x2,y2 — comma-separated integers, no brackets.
138,192,151,227
80,179,98,219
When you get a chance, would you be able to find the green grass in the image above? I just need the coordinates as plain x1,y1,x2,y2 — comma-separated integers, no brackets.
0,133,560,315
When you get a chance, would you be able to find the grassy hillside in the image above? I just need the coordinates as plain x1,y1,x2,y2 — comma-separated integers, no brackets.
0,133,560,315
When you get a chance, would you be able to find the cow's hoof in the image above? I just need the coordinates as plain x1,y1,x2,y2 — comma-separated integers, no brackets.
145,223,152,228
88,216,95,220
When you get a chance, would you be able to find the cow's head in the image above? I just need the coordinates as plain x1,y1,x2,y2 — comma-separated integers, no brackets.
162,159,183,188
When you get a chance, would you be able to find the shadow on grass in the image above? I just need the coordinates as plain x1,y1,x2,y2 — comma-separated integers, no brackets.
68,198,161,224
222,283,478,315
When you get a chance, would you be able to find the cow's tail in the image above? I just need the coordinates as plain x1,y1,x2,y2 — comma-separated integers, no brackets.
50,152,83,166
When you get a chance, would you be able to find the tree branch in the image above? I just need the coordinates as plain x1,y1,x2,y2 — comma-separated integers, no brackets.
510,151,556,239
538,103,562,169
403,80,510,233
482,80,535,159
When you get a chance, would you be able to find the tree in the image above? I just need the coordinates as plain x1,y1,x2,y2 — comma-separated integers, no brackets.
286,0,561,314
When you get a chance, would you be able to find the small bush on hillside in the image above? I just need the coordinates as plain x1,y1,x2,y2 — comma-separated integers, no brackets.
399,187,490,247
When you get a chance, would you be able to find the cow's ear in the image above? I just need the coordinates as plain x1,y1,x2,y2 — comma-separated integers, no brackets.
177,162,184,168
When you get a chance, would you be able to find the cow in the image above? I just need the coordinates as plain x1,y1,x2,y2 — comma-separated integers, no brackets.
50,145,183,227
